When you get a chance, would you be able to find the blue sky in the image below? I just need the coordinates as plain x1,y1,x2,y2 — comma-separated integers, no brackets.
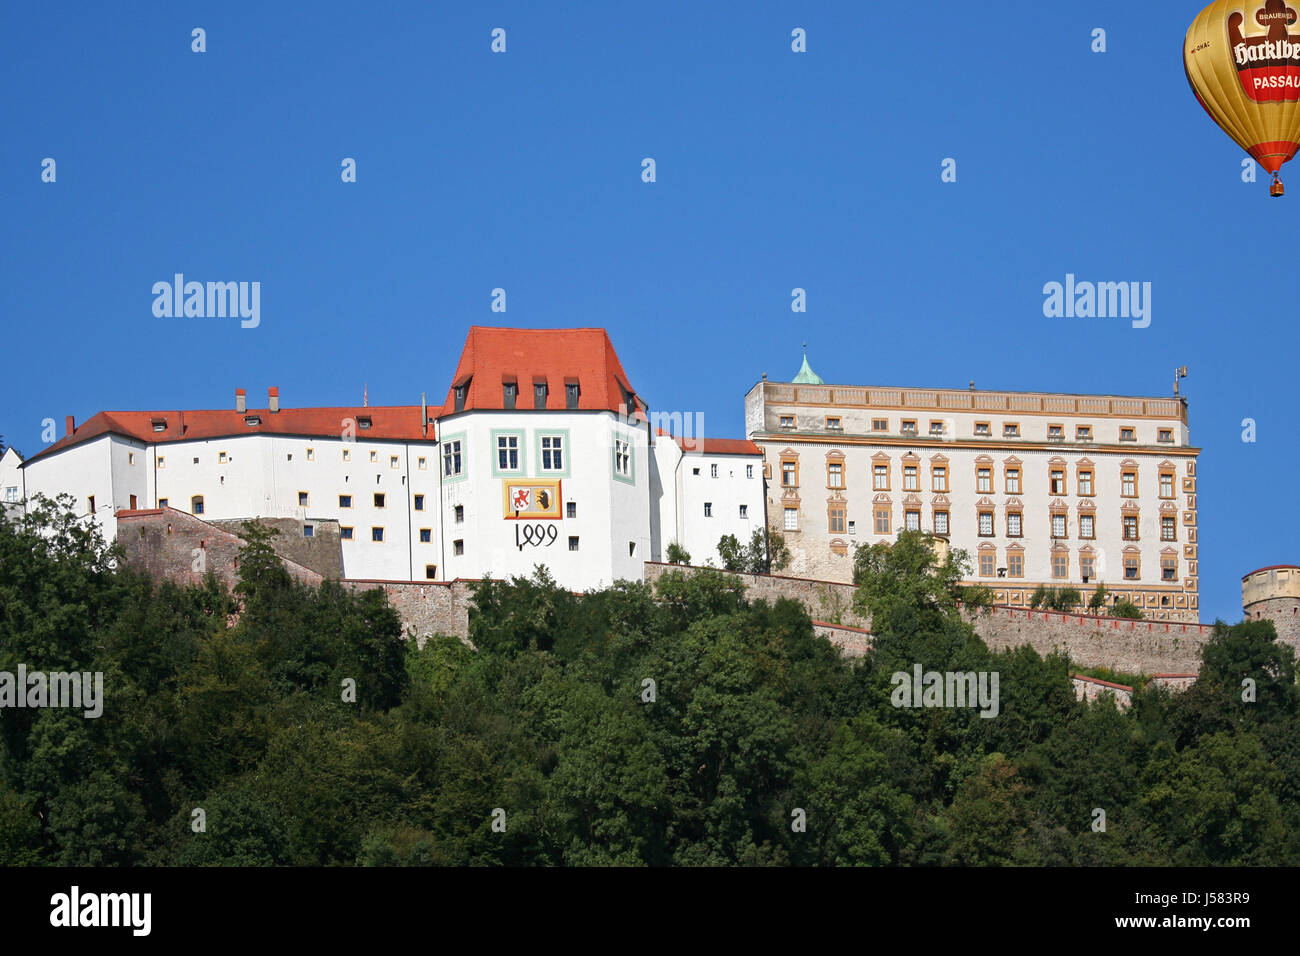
1,1,1291,622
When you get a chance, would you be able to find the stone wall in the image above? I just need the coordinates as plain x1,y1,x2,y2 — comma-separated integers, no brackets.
118,508,473,645
964,606,1215,675
644,561,866,628
645,561,1220,675
1071,675,1134,708
208,517,343,579
117,508,324,589
812,621,872,658
339,578,476,646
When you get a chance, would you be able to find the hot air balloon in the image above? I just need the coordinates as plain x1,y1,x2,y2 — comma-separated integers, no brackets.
1184,0,1300,196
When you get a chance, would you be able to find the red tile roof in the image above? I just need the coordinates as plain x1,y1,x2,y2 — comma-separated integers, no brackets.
23,329,772,464
437,326,644,417
654,429,760,456
26,405,432,464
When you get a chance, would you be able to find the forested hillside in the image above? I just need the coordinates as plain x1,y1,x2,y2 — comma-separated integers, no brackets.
1,496,1297,866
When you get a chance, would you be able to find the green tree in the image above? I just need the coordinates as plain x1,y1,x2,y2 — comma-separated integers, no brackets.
1110,599,1144,620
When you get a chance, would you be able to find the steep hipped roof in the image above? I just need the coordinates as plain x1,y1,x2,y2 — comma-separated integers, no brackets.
25,405,431,465
438,326,644,416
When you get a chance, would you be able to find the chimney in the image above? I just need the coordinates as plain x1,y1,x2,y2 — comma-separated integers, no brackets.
268,386,280,413
235,388,246,413
65,415,75,436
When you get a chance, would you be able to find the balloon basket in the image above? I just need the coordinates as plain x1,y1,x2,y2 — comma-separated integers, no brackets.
1271,175,1285,198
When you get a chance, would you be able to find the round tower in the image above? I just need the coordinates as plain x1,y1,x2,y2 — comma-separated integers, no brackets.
1241,565,1300,656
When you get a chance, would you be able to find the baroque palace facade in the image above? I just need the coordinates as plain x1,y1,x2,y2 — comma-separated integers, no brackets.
2,327,1199,621
745,353,1201,622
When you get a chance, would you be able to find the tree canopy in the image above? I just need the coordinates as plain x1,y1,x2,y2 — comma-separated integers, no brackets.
0,499,1295,866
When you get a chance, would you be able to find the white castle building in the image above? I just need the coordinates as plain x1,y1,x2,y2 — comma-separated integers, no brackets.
8,327,764,592
4,328,1202,620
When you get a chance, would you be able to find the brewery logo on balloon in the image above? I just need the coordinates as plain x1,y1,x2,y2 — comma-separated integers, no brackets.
1185,0,1300,195
1229,0,1300,100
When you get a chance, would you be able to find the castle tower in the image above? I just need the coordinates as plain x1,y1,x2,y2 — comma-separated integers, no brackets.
1241,565,1300,656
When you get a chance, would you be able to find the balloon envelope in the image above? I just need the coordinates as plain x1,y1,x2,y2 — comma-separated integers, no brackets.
1184,0,1300,174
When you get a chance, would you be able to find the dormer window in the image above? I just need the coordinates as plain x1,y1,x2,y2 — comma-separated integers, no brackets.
357,417,372,430
534,381,548,409
565,381,580,410
454,383,468,413
503,381,518,410
244,415,261,426
150,418,167,433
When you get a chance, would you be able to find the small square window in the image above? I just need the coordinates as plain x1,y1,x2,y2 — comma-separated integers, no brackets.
340,494,352,508
974,422,991,436
1003,423,1020,437
343,449,351,462
306,448,315,461
455,505,464,523
711,464,718,478
158,456,166,469
369,451,378,463
569,536,579,551
780,416,795,429
704,502,713,517
739,504,748,519
1120,427,1136,442
746,465,754,479
304,525,314,538
1158,429,1173,443
219,451,228,464
784,507,799,531
453,539,464,555
872,419,888,431
847,520,856,535
418,456,428,470
158,498,168,508
390,455,399,469
419,528,432,543
901,420,917,435
425,565,438,580
374,493,386,508
566,502,576,518
1076,425,1092,441
341,526,354,540
827,417,842,430
298,492,309,506
928,420,944,436
414,494,425,511
372,527,384,542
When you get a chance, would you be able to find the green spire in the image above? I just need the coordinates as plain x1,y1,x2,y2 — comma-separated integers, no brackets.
792,342,823,384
